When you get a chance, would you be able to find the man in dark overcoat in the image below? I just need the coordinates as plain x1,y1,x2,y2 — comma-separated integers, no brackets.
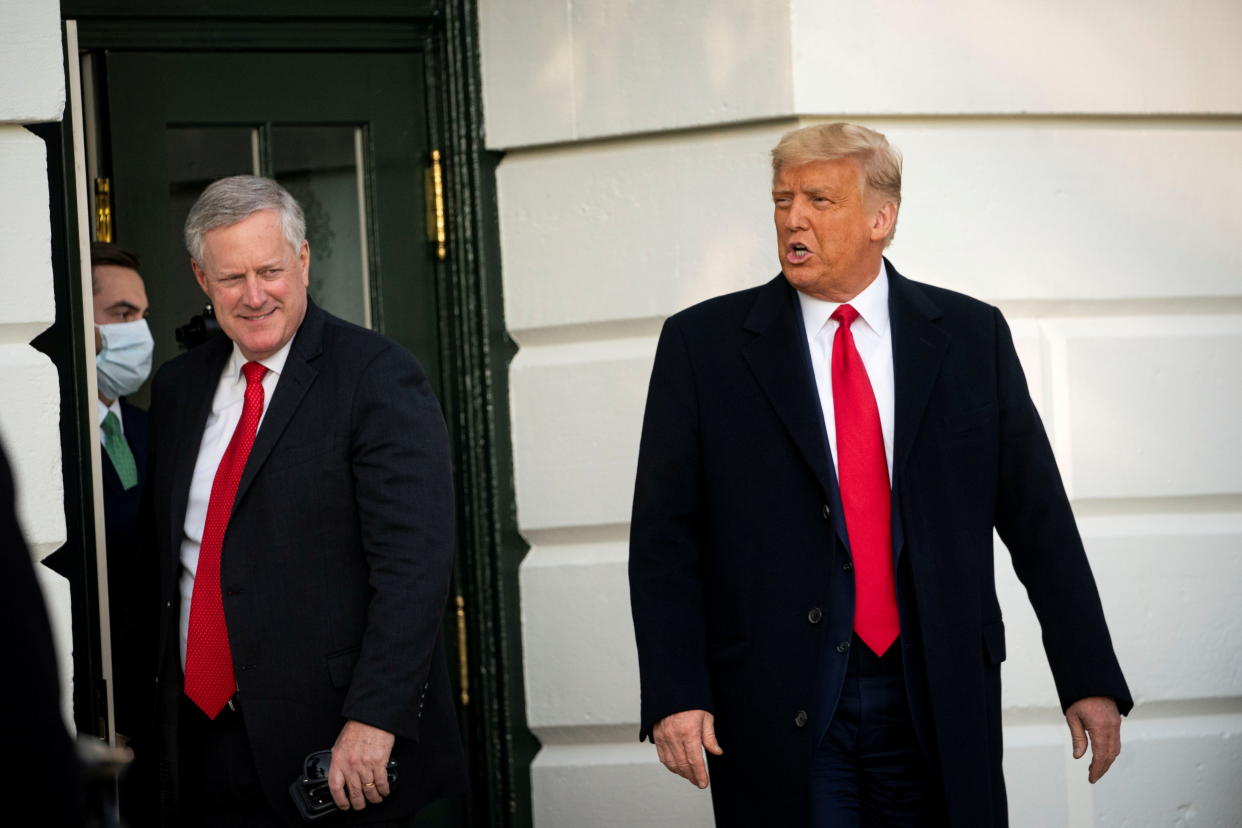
629,123,1131,826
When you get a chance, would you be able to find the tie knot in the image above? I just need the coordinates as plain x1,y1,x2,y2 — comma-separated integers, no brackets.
832,303,860,328
242,362,267,386
102,410,121,437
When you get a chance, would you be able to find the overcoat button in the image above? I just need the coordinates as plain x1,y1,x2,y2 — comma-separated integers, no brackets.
807,607,823,624
821,504,830,520
842,560,853,572
835,640,851,654
794,710,808,728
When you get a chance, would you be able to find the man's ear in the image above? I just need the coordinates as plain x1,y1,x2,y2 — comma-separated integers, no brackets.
191,259,209,295
298,240,310,287
870,201,898,243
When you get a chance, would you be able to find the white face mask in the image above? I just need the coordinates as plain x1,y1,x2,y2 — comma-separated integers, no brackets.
96,319,154,401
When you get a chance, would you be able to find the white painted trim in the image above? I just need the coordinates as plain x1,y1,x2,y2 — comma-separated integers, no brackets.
65,18,116,746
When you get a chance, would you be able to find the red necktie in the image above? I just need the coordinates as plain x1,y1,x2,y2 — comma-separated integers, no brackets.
184,361,267,717
830,304,900,656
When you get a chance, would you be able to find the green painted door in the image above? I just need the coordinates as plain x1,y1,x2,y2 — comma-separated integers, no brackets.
103,50,466,826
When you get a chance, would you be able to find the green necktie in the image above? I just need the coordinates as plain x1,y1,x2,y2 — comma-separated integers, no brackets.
102,411,138,490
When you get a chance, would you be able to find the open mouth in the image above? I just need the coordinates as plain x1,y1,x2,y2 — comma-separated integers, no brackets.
786,243,812,264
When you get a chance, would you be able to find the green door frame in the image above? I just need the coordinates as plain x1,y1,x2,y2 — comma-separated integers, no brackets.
51,2,535,825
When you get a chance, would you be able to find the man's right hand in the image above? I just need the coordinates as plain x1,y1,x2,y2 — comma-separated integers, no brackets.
652,709,723,789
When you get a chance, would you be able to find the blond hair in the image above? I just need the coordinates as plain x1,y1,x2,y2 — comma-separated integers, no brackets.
771,123,902,244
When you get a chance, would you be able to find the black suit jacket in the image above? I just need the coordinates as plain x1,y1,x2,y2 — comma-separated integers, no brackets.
629,263,1131,827
143,302,466,825
103,399,149,732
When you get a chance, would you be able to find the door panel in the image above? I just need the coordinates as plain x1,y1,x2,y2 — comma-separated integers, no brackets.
270,125,372,328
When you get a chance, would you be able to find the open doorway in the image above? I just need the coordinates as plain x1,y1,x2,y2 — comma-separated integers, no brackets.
40,3,536,824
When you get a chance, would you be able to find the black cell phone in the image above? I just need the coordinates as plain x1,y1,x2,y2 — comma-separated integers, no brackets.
289,749,398,821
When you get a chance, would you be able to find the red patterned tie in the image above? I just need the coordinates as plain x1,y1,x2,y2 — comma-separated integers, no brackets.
831,304,900,656
184,361,267,718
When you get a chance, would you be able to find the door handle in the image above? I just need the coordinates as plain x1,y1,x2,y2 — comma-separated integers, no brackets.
425,150,447,261
455,593,469,706
95,177,113,242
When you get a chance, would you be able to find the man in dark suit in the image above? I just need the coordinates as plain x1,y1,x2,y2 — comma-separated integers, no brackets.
629,123,1131,826
141,175,466,826
90,242,153,719
90,241,155,822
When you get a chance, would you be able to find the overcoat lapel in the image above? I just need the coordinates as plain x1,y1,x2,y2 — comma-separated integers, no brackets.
888,263,948,478
887,262,948,561
232,302,323,509
742,275,845,545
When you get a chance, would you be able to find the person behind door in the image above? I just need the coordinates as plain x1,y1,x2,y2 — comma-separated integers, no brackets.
140,175,467,826
90,241,156,823
93,247,153,530
628,123,1132,827
92,242,154,684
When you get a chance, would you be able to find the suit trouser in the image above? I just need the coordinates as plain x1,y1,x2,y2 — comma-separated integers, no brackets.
179,694,285,828
809,637,947,828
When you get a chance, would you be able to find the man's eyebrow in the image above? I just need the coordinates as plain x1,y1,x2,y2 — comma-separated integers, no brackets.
771,186,842,198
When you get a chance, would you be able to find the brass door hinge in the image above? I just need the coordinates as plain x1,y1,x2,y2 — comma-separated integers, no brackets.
455,593,469,706
425,150,446,261
94,178,113,242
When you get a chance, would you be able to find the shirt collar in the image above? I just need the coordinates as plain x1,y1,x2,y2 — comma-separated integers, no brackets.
797,260,890,340
98,397,123,425
224,336,294,387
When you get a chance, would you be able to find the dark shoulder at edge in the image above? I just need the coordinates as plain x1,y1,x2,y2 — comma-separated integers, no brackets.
317,308,422,369
665,278,774,330
151,331,224,387
902,274,1000,323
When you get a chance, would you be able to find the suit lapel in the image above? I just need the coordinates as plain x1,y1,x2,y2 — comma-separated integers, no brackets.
887,261,949,518
742,275,840,510
168,335,231,560
232,303,324,508
121,399,149,478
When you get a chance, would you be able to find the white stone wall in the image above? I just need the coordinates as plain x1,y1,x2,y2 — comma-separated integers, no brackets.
481,1,1242,825
0,0,72,728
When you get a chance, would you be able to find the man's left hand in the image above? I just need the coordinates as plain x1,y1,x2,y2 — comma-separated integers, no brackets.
328,720,396,811
1065,696,1121,783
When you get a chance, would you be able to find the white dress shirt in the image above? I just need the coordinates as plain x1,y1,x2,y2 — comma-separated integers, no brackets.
179,339,292,671
797,262,895,483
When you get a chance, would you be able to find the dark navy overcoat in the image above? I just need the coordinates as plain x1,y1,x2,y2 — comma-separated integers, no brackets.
629,263,1131,827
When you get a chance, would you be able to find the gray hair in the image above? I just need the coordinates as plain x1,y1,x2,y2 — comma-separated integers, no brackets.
771,123,902,245
184,175,306,262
